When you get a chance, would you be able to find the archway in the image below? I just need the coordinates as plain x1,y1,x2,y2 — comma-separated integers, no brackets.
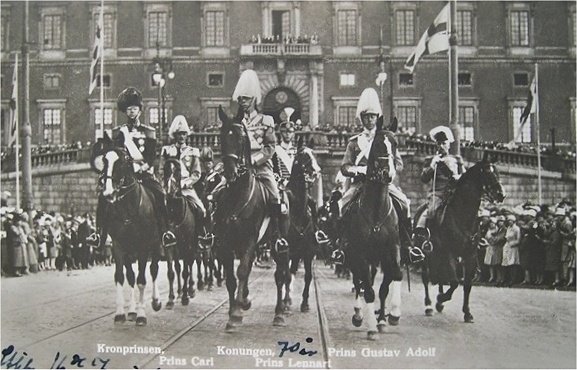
262,87,301,125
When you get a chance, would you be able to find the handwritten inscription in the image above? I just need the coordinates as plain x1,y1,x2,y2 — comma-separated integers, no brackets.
1,345,113,369
277,337,318,358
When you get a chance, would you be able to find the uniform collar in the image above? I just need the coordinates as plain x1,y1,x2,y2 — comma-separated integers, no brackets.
280,141,293,150
127,119,141,130
244,109,258,120
361,128,376,140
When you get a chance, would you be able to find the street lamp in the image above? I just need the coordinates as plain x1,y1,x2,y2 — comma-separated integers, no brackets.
151,46,175,143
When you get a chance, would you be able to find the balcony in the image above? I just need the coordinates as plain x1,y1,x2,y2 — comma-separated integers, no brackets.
240,43,322,57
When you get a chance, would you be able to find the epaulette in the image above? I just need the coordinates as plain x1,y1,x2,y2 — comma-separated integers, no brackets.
140,125,157,139
111,126,121,139
262,115,275,128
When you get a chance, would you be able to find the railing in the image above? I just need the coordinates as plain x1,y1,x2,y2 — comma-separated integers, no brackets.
239,43,322,56
2,132,575,176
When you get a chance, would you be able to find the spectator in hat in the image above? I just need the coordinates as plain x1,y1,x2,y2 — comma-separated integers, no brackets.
501,214,521,286
544,209,563,287
483,217,500,283
492,215,507,285
556,207,575,286
519,208,539,284
19,212,39,274
8,211,28,276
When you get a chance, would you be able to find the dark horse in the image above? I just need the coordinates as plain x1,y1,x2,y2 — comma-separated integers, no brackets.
415,154,505,323
275,137,321,322
90,134,162,325
163,158,197,307
340,117,403,340
215,106,274,332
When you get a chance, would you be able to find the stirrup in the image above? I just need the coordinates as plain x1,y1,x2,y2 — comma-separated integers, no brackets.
274,238,289,253
331,249,345,265
162,231,177,248
315,230,330,245
199,233,215,249
408,246,425,264
421,240,433,253
86,233,101,247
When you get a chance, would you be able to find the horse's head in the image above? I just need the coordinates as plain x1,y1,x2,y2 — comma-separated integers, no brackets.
367,116,398,184
291,136,321,186
468,153,506,203
90,133,135,202
163,158,182,197
219,105,249,183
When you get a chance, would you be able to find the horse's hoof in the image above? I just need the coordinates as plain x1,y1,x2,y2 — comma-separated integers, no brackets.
300,303,310,313
464,313,474,323
367,331,378,341
377,322,386,334
240,300,251,310
198,282,205,291
189,290,196,299
127,312,137,322
435,302,444,313
152,299,162,312
207,285,213,292
388,315,400,326
273,316,286,326
284,298,292,307
181,296,190,306
425,308,434,316
352,314,363,327
166,301,174,310
217,280,223,287
136,316,147,326
114,314,126,324
225,322,237,333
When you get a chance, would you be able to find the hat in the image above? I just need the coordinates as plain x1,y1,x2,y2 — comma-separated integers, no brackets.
524,209,537,218
199,147,214,162
506,214,517,222
232,69,262,105
496,215,506,222
117,87,143,113
429,125,455,144
489,217,498,224
478,209,490,218
554,207,566,216
280,107,295,122
355,88,382,119
168,115,190,138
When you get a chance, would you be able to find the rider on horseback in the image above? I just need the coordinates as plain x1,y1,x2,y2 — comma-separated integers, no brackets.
161,115,207,221
337,88,416,260
416,125,465,230
231,69,288,249
88,87,176,250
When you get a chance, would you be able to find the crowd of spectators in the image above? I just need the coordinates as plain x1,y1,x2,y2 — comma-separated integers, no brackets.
475,200,576,288
1,192,111,278
248,33,319,45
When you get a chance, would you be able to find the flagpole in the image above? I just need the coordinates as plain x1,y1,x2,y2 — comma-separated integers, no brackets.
99,0,104,139
449,0,460,155
21,0,34,214
535,63,542,204
14,53,20,210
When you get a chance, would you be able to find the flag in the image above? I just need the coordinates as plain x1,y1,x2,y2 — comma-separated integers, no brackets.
519,77,537,125
404,3,450,73
8,54,18,147
89,9,103,95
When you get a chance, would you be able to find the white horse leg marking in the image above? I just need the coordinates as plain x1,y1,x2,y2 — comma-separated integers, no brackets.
137,284,146,318
385,280,402,317
152,275,160,304
364,301,378,333
115,282,125,316
354,295,363,318
103,151,119,197
128,285,137,314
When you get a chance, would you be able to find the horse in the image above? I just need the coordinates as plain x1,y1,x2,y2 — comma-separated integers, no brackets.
319,191,352,279
339,117,403,340
215,106,275,332
90,134,162,326
163,158,197,306
415,154,505,323
276,137,321,317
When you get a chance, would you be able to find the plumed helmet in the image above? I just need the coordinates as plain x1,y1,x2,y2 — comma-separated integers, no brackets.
199,146,214,162
280,107,295,122
279,121,295,132
429,125,455,144
232,69,262,105
355,88,382,119
117,87,143,113
168,115,190,138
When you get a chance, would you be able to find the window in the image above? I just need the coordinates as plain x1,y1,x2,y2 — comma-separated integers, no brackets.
207,73,224,87
399,73,414,87
1,10,9,52
206,107,220,127
338,106,357,128
510,10,529,46
396,106,417,135
395,10,415,46
458,105,475,141
339,73,355,87
513,72,529,87
92,9,116,49
205,10,225,46
42,108,63,144
458,73,472,87
43,14,63,50
200,98,229,131
95,107,113,139
456,10,473,46
43,74,61,89
512,106,531,142
570,5,576,49
148,107,168,128
337,9,357,46
95,74,111,88
148,11,168,47
272,10,290,39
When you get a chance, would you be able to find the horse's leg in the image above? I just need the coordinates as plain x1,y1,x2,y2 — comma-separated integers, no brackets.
273,254,288,326
166,249,175,310
360,263,379,340
113,252,126,323
352,283,364,327
285,255,298,309
377,273,393,333
235,240,255,311
437,281,458,313
224,249,240,332
385,280,402,326
197,256,204,291
175,256,182,299
300,253,313,313
135,257,148,326
462,257,476,323
422,262,433,316
205,255,213,291
150,256,161,312
125,258,137,321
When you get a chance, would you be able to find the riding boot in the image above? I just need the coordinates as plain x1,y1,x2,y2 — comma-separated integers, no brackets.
87,196,107,248
156,194,176,250
400,216,424,264
269,203,288,253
